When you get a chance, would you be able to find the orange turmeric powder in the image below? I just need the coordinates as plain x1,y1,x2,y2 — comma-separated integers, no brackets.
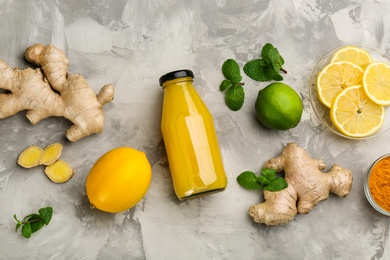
368,156,390,212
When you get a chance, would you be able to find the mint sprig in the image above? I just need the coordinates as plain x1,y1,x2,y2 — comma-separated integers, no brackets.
243,43,287,82
219,59,245,111
14,207,53,238
219,43,286,110
237,168,287,192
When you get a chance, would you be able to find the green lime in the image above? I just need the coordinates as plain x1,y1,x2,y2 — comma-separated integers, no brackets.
255,82,303,130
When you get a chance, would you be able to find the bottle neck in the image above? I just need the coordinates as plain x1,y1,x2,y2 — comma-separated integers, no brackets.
161,77,193,89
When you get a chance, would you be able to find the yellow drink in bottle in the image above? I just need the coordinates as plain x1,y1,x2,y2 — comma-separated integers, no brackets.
159,70,227,199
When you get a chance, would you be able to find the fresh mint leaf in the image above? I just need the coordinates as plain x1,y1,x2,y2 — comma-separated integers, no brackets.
243,43,286,82
266,67,283,81
14,214,21,231
260,168,288,192
257,174,270,186
237,168,287,192
30,221,45,234
269,49,284,72
225,84,245,111
244,60,283,82
260,43,274,62
220,79,232,91
260,168,277,181
15,222,22,231
22,223,32,239
24,213,40,222
257,168,277,186
39,207,53,225
263,177,288,192
243,59,272,82
28,214,45,233
237,171,262,190
14,206,53,239
261,43,285,71
222,59,242,84
263,43,285,81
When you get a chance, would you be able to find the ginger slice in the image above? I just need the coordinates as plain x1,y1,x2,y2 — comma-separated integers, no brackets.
44,160,74,183
41,143,63,165
17,146,44,168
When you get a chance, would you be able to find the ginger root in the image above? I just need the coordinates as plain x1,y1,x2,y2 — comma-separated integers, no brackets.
18,143,74,183
0,44,114,142
249,143,353,226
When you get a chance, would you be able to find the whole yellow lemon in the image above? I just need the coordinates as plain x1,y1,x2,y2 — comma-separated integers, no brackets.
86,147,152,213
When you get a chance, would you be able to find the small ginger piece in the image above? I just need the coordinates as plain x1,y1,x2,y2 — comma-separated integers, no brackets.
0,44,114,142
41,143,63,165
18,143,74,184
44,160,74,183
17,146,44,168
249,143,353,226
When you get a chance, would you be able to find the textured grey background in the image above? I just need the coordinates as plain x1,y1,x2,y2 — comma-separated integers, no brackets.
0,0,389,259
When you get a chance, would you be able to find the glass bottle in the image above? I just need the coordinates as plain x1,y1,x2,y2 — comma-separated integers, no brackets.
159,69,227,200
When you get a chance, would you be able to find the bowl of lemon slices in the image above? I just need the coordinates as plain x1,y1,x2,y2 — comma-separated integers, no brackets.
309,45,390,139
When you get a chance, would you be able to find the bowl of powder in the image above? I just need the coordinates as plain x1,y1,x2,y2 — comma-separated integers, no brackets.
364,154,390,216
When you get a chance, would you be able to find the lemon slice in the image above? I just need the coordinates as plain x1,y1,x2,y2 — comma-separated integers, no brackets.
363,61,390,106
330,85,385,137
317,61,364,108
330,46,373,69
